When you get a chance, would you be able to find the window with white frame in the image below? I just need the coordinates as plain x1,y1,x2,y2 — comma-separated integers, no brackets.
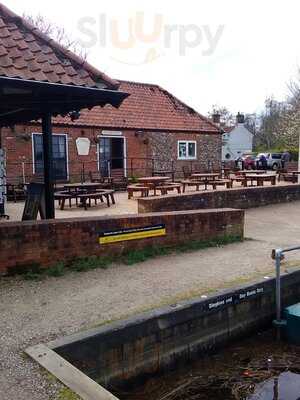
178,141,197,160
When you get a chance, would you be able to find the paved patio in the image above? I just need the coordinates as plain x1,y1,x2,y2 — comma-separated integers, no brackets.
3,180,294,221
1,201,300,400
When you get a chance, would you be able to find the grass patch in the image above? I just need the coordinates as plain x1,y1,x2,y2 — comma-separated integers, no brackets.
46,262,66,277
19,235,243,280
70,255,113,272
123,235,243,265
20,263,43,281
56,387,81,400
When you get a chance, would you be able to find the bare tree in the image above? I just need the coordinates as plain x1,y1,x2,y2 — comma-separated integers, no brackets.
23,13,87,60
208,105,235,127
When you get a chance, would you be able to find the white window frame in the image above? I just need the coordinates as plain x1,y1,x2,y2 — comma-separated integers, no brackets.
177,140,197,160
32,132,69,179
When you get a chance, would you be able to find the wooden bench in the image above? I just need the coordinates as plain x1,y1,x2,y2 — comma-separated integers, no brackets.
55,192,77,210
77,191,115,210
181,180,204,193
127,185,149,199
278,162,299,182
209,179,233,190
281,174,298,183
156,183,181,195
232,176,247,187
6,183,26,202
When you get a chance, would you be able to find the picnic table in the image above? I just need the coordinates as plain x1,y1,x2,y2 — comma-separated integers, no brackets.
77,189,115,210
190,173,219,179
237,170,267,175
55,182,115,210
290,171,300,177
278,169,300,183
137,176,171,195
243,173,277,187
63,182,105,193
190,173,220,190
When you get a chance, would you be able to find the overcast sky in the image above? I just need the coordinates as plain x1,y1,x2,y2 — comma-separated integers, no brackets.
7,0,300,116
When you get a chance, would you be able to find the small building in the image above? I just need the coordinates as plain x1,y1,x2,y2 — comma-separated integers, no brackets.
2,81,221,182
220,114,254,161
0,2,126,217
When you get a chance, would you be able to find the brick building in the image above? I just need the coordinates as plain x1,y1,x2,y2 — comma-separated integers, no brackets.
2,80,221,183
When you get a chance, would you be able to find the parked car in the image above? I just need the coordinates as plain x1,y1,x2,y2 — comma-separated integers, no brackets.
242,154,256,169
255,153,283,170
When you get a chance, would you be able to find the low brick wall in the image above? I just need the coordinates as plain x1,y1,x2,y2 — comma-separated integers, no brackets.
138,184,300,213
0,209,244,275
50,269,300,388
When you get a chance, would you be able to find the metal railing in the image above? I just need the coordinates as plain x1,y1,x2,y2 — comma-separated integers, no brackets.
272,245,300,340
5,157,222,185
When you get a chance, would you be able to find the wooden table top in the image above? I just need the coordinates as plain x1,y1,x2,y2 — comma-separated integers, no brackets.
191,173,219,178
244,174,275,179
64,182,103,188
138,176,170,184
238,170,267,175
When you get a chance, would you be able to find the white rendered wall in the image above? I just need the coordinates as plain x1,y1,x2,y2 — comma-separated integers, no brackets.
222,124,253,161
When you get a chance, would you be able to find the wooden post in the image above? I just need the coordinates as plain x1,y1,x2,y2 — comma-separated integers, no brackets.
42,113,55,219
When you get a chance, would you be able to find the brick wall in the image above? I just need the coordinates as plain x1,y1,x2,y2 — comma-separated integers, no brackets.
138,184,300,213
1,124,221,182
2,125,148,182
0,208,244,274
148,131,221,177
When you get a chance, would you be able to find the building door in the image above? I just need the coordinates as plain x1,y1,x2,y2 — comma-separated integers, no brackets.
99,137,125,177
33,133,68,181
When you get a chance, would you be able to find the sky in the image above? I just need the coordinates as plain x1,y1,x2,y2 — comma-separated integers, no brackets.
7,0,300,116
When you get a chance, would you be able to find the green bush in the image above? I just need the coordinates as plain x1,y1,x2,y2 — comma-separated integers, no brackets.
46,262,65,277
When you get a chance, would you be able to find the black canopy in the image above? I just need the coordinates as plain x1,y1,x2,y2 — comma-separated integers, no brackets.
0,76,128,127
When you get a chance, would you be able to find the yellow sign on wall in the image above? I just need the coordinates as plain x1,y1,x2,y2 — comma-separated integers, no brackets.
99,224,166,244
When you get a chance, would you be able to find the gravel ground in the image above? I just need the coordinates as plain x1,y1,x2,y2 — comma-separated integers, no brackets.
1,202,300,400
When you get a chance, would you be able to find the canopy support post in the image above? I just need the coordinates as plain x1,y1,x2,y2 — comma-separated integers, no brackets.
42,112,55,219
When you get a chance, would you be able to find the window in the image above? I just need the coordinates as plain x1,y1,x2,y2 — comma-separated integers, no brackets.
32,133,68,180
178,141,197,160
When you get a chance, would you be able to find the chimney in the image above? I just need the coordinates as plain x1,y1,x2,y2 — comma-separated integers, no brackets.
236,112,245,124
212,113,221,124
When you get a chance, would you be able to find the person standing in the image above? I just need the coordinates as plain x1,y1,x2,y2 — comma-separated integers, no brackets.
281,150,291,169
257,153,267,170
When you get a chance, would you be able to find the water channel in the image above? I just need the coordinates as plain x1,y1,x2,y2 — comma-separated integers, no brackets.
113,330,300,400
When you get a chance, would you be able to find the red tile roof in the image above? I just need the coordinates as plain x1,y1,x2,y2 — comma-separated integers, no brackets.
54,80,221,133
0,3,118,89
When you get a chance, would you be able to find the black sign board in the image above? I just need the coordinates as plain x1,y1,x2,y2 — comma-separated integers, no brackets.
22,183,46,221
207,286,264,311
